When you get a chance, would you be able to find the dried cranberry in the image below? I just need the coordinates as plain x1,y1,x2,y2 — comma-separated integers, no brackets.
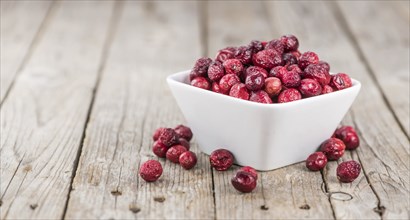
337,160,361,183
191,57,212,78
269,66,287,78
153,127,166,141
191,77,210,90
246,66,268,79
282,53,298,65
174,124,193,141
299,51,319,70
178,138,190,150
280,35,299,52
330,73,352,90
166,145,188,163
321,85,334,94
305,152,328,171
318,61,330,72
139,160,163,182
215,47,236,63
248,40,264,53
264,77,282,97
320,138,346,161
223,59,243,76
229,83,250,100
210,149,234,171
240,166,258,180
179,151,197,170
249,91,273,104
278,69,301,88
252,49,283,70
219,74,240,94
299,78,322,97
152,140,169,158
207,61,225,82
245,72,265,91
234,46,253,65
304,64,331,86
287,64,303,77
158,128,179,147
211,82,226,94
334,126,360,150
231,171,257,193
277,88,302,103
265,39,285,54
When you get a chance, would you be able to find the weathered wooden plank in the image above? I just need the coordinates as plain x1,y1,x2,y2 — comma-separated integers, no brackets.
207,1,334,219
0,1,115,219
338,1,410,137
65,1,215,219
0,1,52,103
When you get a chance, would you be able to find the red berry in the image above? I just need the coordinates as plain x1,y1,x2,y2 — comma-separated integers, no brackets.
252,49,283,70
280,35,299,52
265,39,285,54
322,85,334,94
215,47,236,63
174,124,193,141
152,140,169,158
249,90,273,104
210,149,234,171
245,72,265,91
179,151,197,170
191,77,210,90
330,73,352,90
334,126,360,150
234,46,253,65
278,69,301,88
291,50,301,58
304,64,331,86
320,138,346,161
178,138,190,150
337,160,361,183
248,40,264,53
207,61,225,82
229,83,250,100
277,88,302,103
305,152,328,171
264,77,282,97
282,52,298,65
191,57,212,78
318,61,330,72
299,78,322,97
158,128,179,147
287,64,303,77
231,171,257,193
299,51,319,70
240,166,258,180
211,82,226,94
166,145,188,163
223,59,243,76
246,66,268,79
153,127,166,141
219,74,240,94
139,160,163,182
269,66,287,78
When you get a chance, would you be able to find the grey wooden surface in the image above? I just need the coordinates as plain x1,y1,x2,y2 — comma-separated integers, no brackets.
0,1,409,219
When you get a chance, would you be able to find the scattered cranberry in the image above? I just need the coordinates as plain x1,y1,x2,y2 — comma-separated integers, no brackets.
248,40,264,53
278,69,301,88
334,126,360,150
153,127,166,141
139,160,163,182
234,46,253,65
330,73,352,90
223,59,244,76
211,82,225,94
320,138,346,161
179,151,197,170
305,152,328,171
240,166,258,180
265,39,285,54
252,49,283,70
207,61,225,82
210,149,234,171
191,57,212,78
322,85,334,94
191,77,210,90
249,90,273,104
152,140,169,158
245,72,265,91
178,138,190,150
174,124,193,141
219,74,241,94
299,51,319,70
264,77,282,97
231,171,257,193
282,53,298,65
158,128,179,147
277,88,302,103
215,47,236,63
280,35,299,52
304,64,330,86
299,78,322,97
269,66,287,78
246,66,268,79
229,83,250,100
337,160,361,183
166,145,188,163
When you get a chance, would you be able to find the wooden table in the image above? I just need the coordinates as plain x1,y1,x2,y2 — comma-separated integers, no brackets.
1,1,409,219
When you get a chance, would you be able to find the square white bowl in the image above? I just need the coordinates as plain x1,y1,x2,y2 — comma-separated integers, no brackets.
167,70,361,171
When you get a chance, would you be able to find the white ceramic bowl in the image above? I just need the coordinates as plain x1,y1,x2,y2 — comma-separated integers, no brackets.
167,70,361,171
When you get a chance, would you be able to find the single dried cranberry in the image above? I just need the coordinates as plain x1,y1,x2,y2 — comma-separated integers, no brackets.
320,138,346,161
252,49,283,70
152,140,169,158
248,40,264,53
158,128,179,147
207,61,225,82
219,74,240,94
223,59,243,76
246,66,268,78
153,127,166,141
234,46,253,65
215,47,236,63
166,145,188,163
240,166,258,180
278,69,301,88
250,91,273,104
174,124,193,141
229,83,250,100
305,152,328,171
282,53,298,65
299,51,319,70
280,35,299,52
318,61,330,72
337,160,361,183
245,72,265,91
321,85,334,94
179,151,197,170
191,57,212,78
210,149,234,171
178,138,190,150
299,78,322,97
287,64,303,77
304,64,331,86
139,160,163,182
330,73,352,90
264,77,282,97
334,126,360,150
265,39,285,54
269,66,287,78
277,88,302,103
191,77,210,90
211,82,226,94
231,171,257,193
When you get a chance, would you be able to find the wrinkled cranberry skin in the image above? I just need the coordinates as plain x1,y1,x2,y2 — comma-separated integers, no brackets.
280,35,299,52
223,59,244,76
246,66,268,79
212,82,226,94
191,77,210,90
299,51,319,70
191,57,212,78
287,64,303,77
153,127,166,141
291,50,301,58
277,88,302,103
234,46,253,65
306,152,328,171
252,49,283,70
282,53,298,65
152,140,169,158
158,128,179,147
320,138,346,161
219,74,241,94
250,91,273,104
337,160,361,183
174,125,193,141
269,66,287,78
318,61,330,72
334,126,360,150
139,160,163,182
166,145,188,163
248,40,264,53
178,138,190,150
322,85,334,94
304,64,331,86
264,77,282,97
179,151,197,170
231,171,257,193
330,73,352,90
245,72,265,91
279,70,301,88
207,61,225,82
210,149,234,171
215,47,236,63
265,39,285,54
240,166,258,180
299,78,322,97
229,83,250,100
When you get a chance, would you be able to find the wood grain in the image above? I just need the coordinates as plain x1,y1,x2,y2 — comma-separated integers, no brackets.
0,1,115,219
65,1,215,219
0,1,52,103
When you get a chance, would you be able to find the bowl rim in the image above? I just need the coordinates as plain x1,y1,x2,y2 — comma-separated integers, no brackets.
167,69,361,109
